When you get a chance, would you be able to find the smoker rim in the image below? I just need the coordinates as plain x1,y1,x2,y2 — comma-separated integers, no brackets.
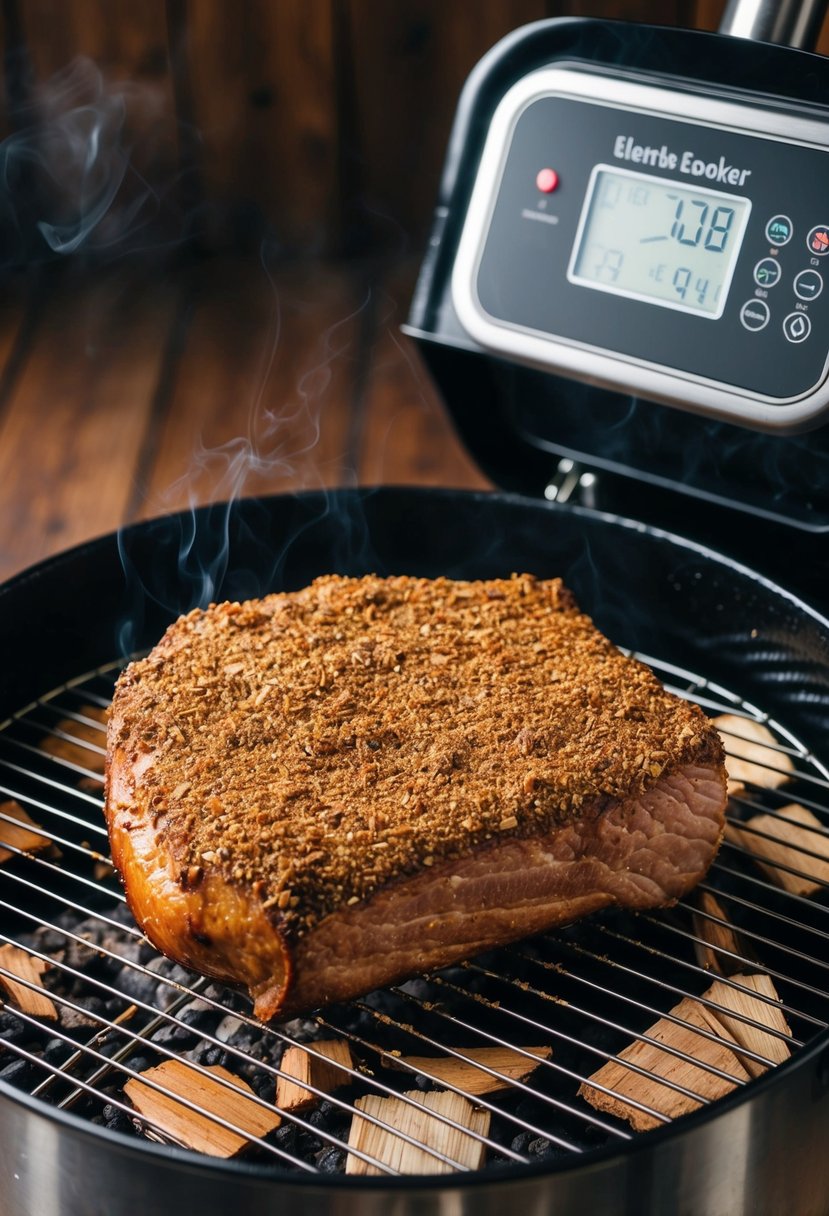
1,486,828,1191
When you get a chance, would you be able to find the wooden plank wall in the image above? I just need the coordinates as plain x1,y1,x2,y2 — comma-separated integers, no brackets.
0,0,755,260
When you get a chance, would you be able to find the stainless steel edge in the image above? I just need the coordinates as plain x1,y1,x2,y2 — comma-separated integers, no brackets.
719,0,829,50
1,1042,827,1216
450,65,829,433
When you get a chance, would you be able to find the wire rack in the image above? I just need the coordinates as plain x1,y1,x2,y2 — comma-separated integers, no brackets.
0,654,828,1177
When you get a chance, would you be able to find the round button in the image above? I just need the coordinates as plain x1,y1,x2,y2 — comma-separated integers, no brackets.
766,215,793,246
794,269,823,301
754,258,781,288
783,311,811,342
807,225,829,256
740,299,770,331
536,168,559,193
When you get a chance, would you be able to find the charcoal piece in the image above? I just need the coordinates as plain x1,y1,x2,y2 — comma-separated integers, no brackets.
150,1022,196,1049
0,1011,26,1042
102,1103,133,1133
43,1038,71,1064
272,1122,297,1152
215,1015,245,1043
276,1017,320,1043
35,928,67,954
201,1046,228,1068
100,936,144,964
146,960,198,1009
250,1072,276,1103
528,1136,554,1157
98,1037,125,1059
59,1004,100,1031
123,1054,152,1075
113,966,159,1005
0,1058,37,1089
178,1000,219,1032
316,1146,345,1173
65,937,103,971
511,1131,533,1155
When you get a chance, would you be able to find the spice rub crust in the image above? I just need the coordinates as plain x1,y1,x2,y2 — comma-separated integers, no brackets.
107,574,723,939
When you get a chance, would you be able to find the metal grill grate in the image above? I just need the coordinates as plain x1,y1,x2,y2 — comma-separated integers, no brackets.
1,655,828,1177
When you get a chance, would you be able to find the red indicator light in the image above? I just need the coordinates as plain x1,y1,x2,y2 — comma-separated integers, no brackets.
536,168,559,193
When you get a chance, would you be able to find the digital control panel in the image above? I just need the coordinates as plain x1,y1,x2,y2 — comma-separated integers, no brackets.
451,68,829,432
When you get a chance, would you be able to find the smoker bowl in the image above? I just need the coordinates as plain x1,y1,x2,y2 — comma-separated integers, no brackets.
1,487,828,1216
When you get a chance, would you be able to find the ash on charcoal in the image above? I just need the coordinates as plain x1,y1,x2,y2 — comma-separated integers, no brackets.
215,1015,245,1043
276,1017,322,1043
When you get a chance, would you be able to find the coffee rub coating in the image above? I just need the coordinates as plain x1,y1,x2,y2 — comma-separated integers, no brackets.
105,574,726,1017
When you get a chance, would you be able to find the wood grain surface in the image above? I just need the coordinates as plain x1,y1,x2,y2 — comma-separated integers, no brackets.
0,0,761,254
0,257,486,582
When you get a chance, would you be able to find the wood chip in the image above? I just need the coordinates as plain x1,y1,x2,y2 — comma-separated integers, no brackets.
0,944,58,1020
692,889,754,976
701,974,792,1078
0,800,51,864
346,1089,490,1176
726,803,829,896
712,714,794,794
39,705,107,775
389,1046,552,1096
124,1060,280,1157
275,1040,353,1111
579,997,749,1132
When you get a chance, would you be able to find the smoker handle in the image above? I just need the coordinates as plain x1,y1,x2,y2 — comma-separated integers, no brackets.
719,0,828,50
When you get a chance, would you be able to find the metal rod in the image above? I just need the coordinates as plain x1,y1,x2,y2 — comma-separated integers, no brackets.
719,0,828,50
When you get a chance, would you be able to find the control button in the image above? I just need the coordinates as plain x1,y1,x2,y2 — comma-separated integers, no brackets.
766,215,793,246
754,258,781,288
794,269,823,301
807,225,829,255
536,167,559,193
783,311,811,342
740,299,770,331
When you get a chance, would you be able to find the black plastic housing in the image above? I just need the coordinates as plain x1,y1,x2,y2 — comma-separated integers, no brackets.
405,18,829,605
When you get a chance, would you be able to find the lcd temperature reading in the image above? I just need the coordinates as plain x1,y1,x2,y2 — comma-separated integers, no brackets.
568,166,751,318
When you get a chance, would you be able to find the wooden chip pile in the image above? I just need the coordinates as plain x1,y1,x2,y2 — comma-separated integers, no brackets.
579,973,791,1131
118,1037,552,1170
713,714,829,897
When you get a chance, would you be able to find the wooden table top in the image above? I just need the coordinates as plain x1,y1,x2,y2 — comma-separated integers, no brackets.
0,257,489,585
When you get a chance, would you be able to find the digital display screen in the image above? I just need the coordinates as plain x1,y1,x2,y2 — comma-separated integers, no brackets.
567,166,751,318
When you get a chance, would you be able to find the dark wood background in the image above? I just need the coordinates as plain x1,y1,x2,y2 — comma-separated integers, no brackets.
1,0,743,258
0,0,827,585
